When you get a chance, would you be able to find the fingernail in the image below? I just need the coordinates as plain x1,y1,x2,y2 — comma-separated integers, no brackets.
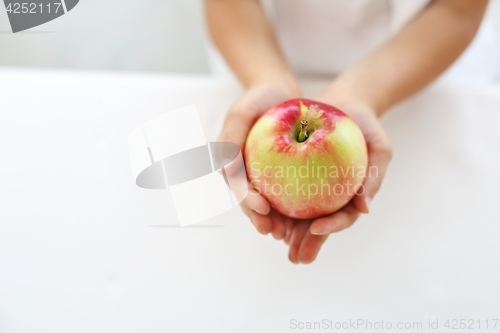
310,227,328,235
253,206,271,215
365,197,372,213
252,208,265,215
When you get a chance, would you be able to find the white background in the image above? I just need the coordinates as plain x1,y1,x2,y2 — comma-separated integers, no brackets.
1,1,500,332
0,0,210,72
0,69,499,333
0,0,499,75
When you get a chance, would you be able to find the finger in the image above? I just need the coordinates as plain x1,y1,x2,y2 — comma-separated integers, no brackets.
220,150,244,176
240,201,252,218
217,108,257,151
270,210,286,240
309,202,360,235
242,182,271,215
284,217,293,245
217,85,292,150
297,231,328,264
243,206,272,235
288,220,310,264
221,158,254,206
353,128,393,213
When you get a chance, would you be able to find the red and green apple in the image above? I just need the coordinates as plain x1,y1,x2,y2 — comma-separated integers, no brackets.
245,99,368,219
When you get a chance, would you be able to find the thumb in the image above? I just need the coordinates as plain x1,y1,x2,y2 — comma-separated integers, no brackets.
353,129,393,213
217,108,256,151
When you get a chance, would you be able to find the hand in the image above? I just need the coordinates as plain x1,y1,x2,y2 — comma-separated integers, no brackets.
218,83,300,235
285,102,393,264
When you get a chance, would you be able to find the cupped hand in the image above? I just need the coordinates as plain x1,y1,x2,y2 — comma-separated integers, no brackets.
221,87,392,265
218,84,300,235
285,102,393,264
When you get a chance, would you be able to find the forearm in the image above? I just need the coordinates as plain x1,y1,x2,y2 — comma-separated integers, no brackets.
319,0,488,116
205,0,299,95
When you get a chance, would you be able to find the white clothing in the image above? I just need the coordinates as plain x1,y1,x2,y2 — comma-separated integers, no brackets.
209,0,500,83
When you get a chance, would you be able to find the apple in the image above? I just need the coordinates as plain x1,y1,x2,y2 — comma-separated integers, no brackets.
244,99,368,219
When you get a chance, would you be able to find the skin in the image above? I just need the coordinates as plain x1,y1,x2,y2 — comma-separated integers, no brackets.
205,0,488,264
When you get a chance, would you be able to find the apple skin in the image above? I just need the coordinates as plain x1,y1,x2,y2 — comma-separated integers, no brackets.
244,99,368,219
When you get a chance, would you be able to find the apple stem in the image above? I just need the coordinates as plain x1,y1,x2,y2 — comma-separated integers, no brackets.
298,119,308,143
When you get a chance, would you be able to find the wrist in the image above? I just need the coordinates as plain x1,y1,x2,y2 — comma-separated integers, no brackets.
316,79,388,117
316,94,378,119
247,74,301,100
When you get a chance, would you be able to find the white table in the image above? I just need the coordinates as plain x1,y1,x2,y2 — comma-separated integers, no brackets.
1,68,499,332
